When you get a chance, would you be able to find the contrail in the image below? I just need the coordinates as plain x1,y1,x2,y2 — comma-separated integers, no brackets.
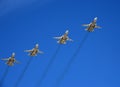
36,44,61,87
56,32,89,87
14,57,33,87
0,66,9,87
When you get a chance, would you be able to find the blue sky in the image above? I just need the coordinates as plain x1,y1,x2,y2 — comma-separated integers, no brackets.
0,0,120,87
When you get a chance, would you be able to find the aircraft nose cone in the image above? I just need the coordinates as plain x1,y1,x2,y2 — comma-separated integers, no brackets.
65,30,69,33
94,17,98,20
36,44,39,47
12,52,15,56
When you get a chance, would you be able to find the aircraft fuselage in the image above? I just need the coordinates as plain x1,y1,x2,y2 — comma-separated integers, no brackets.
59,35,68,44
7,58,15,66
30,49,38,56
87,22,96,32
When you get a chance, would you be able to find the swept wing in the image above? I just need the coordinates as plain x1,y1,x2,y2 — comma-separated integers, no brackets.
1,58,9,61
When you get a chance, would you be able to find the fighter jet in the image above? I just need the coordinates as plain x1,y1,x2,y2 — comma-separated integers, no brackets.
82,17,101,32
24,44,43,56
1,53,19,66
54,30,73,44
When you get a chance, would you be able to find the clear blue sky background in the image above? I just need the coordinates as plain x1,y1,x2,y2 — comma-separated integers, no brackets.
0,0,120,87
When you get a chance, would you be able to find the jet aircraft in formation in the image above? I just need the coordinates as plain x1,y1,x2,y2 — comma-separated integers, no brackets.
24,44,43,56
54,30,73,44
82,17,101,32
1,17,101,66
1,53,19,66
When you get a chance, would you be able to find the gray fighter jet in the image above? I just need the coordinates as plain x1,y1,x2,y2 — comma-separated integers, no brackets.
1,53,19,66
82,17,101,32
24,44,43,56
54,30,73,44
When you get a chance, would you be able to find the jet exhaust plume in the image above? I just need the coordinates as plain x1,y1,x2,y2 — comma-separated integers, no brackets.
36,44,61,87
14,57,33,87
0,66,9,87
56,32,89,87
